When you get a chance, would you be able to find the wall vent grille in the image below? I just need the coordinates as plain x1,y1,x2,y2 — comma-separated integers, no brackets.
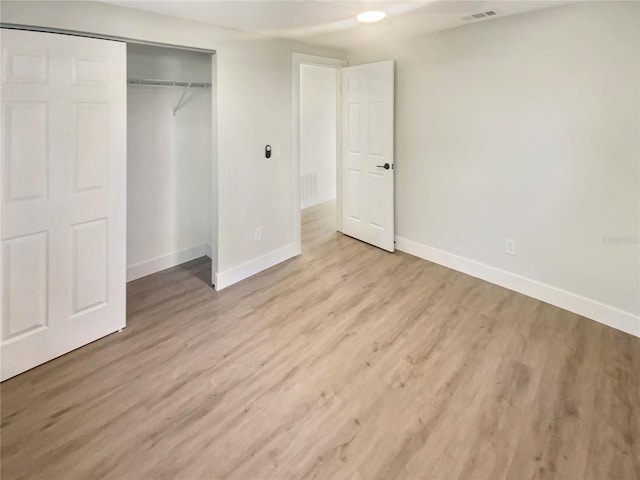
463,10,500,21
301,173,318,203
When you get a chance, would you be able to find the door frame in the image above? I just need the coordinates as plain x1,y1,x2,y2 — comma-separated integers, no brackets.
292,53,347,254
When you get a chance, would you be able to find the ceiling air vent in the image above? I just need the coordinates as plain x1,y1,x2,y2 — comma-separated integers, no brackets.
463,10,500,21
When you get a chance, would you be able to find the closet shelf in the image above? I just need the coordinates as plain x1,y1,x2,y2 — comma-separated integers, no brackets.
127,78,211,88
128,78,211,116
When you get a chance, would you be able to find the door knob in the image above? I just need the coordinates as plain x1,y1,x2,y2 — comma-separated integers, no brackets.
376,163,391,170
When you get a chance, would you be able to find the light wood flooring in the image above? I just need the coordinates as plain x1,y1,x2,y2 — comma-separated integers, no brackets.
1,200,639,480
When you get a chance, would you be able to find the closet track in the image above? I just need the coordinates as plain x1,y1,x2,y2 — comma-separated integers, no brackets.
0,23,216,54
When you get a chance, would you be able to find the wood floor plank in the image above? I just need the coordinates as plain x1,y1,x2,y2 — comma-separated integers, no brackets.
504,317,603,480
1,200,638,480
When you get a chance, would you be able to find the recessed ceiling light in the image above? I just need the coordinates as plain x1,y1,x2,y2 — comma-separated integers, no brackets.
357,11,386,23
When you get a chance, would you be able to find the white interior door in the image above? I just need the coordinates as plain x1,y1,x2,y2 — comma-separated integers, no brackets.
0,29,127,380
341,60,395,252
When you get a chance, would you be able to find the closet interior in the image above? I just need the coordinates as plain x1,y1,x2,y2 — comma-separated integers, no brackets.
126,44,215,283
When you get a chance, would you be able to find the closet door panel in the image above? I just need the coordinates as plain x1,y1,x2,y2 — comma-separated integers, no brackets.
1,231,49,339
3,102,49,202
74,103,109,192
0,28,126,381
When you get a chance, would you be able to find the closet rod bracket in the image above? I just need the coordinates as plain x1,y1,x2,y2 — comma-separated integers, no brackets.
173,82,192,116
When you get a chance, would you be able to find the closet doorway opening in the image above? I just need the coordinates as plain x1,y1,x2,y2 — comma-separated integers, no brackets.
293,54,346,253
126,44,217,286
0,26,218,380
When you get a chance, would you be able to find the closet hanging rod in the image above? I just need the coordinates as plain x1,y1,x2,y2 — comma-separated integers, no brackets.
127,78,211,88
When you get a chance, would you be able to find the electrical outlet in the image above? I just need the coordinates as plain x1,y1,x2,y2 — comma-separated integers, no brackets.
505,238,516,256
254,227,262,241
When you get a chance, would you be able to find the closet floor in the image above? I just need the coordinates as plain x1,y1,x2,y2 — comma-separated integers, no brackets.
2,201,639,480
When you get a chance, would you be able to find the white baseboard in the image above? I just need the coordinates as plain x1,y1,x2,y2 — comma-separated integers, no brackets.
214,242,300,291
127,244,212,282
301,190,337,210
395,236,640,338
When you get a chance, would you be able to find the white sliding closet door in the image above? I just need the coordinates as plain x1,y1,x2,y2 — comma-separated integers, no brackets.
0,29,127,380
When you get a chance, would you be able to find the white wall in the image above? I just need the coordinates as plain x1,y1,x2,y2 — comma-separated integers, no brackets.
214,40,343,286
126,45,213,281
300,64,337,209
1,0,346,289
127,44,212,83
348,1,640,335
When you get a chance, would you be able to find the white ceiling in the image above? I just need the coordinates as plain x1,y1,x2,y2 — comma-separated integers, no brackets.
108,0,575,50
